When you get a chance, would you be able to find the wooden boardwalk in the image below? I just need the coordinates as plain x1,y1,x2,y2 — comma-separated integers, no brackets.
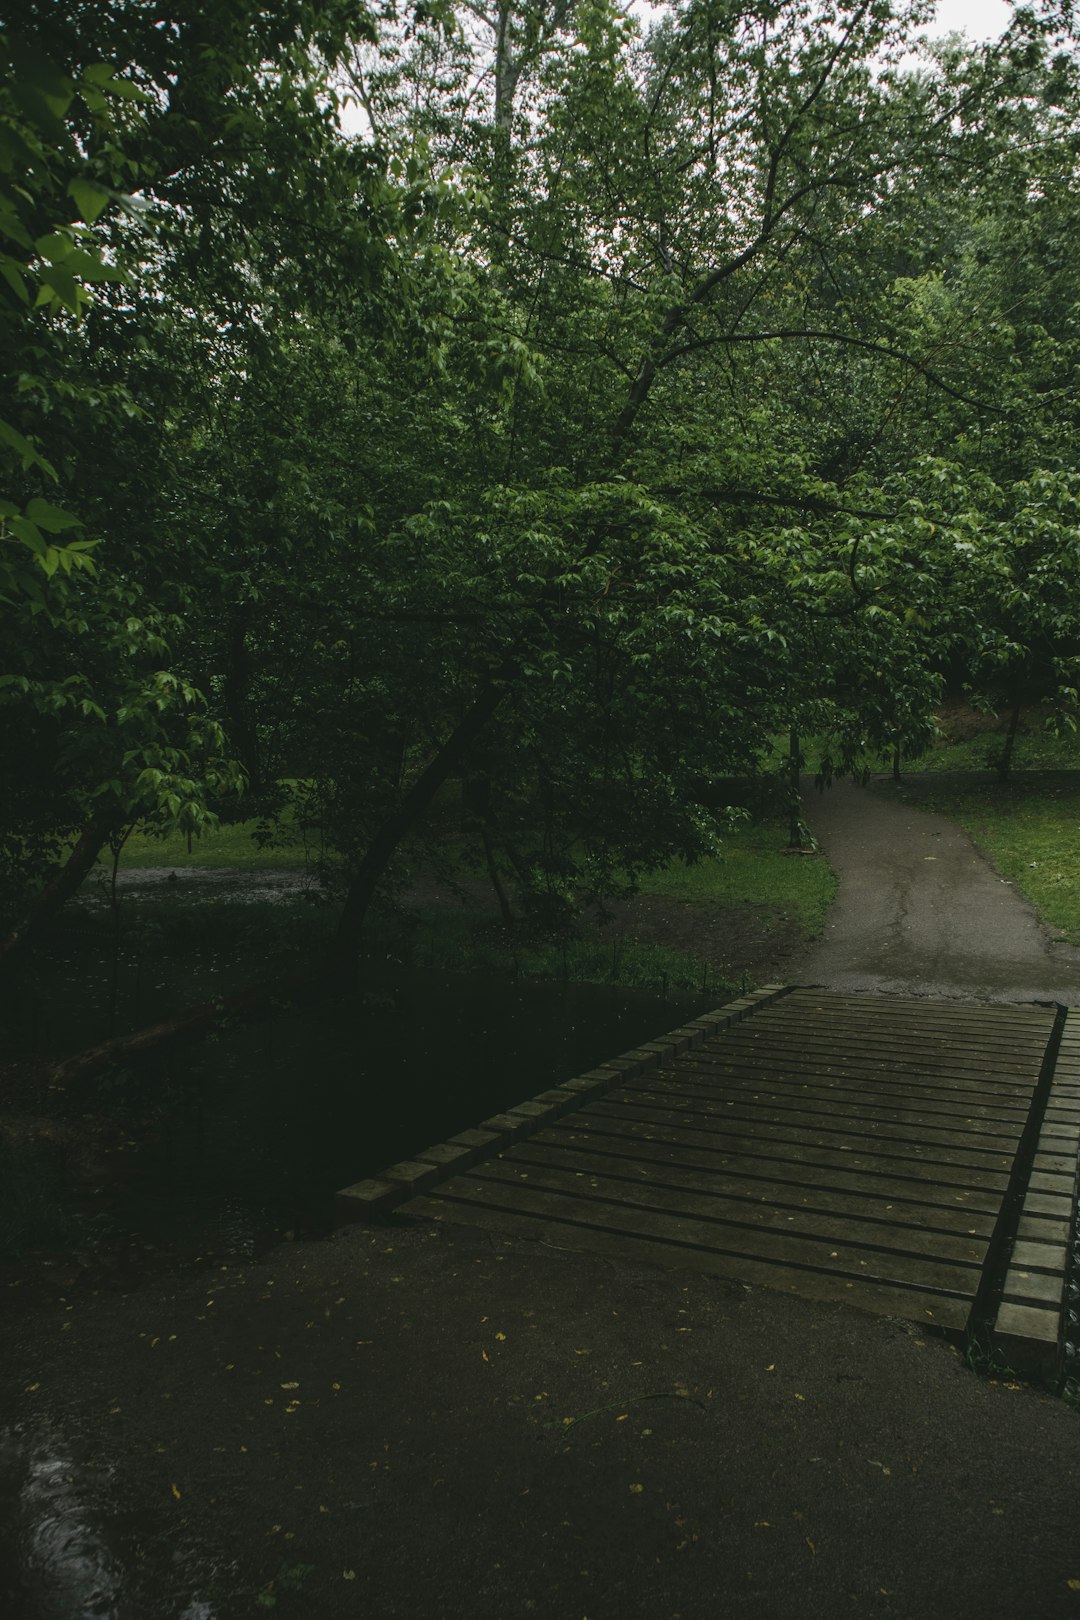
371,988,1071,1339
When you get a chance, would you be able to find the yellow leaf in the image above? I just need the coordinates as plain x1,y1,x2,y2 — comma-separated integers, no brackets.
794,1393,805,1402
1068,1579,1080,1591
24,1383,39,1393
171,1484,181,1500
343,1570,357,1581
281,1382,299,1390
495,1332,506,1342
481,1350,489,1362
616,1414,628,1422
754,1521,770,1529
806,1537,816,1555
629,1483,644,1494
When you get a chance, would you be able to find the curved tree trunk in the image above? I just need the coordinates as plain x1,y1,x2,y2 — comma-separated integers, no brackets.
0,810,118,971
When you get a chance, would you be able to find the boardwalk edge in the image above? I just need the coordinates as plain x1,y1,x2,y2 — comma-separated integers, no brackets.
334,983,791,1224
991,1005,1080,1379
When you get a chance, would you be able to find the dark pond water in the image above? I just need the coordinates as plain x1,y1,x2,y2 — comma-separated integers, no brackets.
114,967,712,1257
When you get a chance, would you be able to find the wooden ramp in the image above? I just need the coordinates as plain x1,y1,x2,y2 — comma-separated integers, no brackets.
340,987,1078,1362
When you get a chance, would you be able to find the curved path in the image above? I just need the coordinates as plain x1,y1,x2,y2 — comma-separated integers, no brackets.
784,777,1080,1003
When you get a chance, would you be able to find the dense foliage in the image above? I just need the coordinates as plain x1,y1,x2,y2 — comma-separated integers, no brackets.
4,0,1080,1048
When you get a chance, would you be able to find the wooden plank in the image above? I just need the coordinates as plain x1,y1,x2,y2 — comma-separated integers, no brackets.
737,1000,1052,1036
423,1172,984,1295
655,1068,1032,1124
624,1079,1027,1143
581,1099,1017,1173
725,1025,1051,1067
506,1138,998,1239
533,1124,1004,1216
684,1052,1041,1094
400,1193,972,1330
563,1107,1012,1191
689,1036,1042,1088
761,1008,1053,1044
680,1051,1038,1100
475,1155,989,1266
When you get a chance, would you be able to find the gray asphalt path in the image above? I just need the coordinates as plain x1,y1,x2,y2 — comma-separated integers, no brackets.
787,777,1080,1004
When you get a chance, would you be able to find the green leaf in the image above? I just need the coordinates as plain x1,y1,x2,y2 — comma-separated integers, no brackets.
36,263,83,311
0,258,29,303
0,417,55,475
26,498,81,534
67,178,111,224
34,231,74,264
9,515,46,555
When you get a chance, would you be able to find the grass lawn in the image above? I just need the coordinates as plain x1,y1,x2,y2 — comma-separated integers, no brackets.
102,818,320,871
636,820,836,936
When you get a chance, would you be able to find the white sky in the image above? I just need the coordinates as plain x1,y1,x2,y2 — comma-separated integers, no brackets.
929,0,1012,40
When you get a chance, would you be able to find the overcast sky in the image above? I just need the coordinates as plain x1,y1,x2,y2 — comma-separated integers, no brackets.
927,0,1012,37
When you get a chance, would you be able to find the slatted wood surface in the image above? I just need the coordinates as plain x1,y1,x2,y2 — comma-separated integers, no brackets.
401,988,1059,1330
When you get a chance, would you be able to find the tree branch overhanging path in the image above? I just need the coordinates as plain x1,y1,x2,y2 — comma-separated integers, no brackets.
7,0,1080,1086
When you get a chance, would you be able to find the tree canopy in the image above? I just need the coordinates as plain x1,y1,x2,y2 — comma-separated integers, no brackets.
4,0,1080,1065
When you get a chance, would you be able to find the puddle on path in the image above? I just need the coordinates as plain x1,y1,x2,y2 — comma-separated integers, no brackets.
0,1421,220,1619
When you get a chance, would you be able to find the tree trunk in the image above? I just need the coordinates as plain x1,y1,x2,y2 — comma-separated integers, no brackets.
0,809,119,970
480,823,515,927
787,728,803,848
998,698,1023,782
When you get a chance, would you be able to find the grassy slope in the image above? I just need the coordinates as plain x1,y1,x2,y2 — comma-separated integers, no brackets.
636,821,836,937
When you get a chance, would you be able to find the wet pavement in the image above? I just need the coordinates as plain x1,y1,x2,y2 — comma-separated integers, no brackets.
5,1223,1080,1620
786,777,1080,1003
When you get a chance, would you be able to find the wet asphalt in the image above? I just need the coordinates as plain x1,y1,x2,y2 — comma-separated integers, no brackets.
788,777,1080,1004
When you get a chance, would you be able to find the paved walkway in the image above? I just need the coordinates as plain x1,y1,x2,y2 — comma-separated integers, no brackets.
787,778,1080,1003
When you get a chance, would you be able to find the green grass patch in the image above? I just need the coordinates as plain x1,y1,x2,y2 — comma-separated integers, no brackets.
638,818,837,937
886,775,1080,945
102,817,326,872
910,730,1080,776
